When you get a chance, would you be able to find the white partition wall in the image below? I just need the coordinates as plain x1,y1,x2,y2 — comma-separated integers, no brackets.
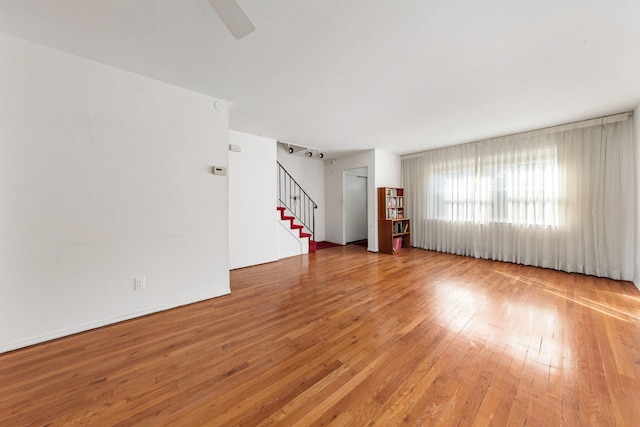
0,34,230,352
229,131,278,269
324,151,376,249
324,150,401,251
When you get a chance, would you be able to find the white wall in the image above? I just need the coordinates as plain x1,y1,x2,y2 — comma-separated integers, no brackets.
0,33,230,353
374,149,402,189
228,131,278,269
276,144,325,241
277,221,308,259
634,105,640,290
325,151,377,249
374,150,402,250
324,150,401,251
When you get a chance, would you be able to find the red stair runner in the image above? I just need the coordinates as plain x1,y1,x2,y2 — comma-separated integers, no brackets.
277,207,316,252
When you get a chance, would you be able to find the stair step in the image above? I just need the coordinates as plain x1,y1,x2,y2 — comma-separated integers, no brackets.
277,206,314,250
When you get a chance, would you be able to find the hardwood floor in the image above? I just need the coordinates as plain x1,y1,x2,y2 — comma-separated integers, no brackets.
2,246,640,426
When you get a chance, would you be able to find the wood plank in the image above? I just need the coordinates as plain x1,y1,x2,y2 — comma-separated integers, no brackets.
1,246,640,425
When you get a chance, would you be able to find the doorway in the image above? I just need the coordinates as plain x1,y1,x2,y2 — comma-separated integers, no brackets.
344,167,368,244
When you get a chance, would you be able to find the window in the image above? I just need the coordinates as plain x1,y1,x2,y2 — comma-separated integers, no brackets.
428,146,558,227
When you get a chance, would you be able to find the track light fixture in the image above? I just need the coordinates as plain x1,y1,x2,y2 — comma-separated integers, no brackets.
279,141,326,160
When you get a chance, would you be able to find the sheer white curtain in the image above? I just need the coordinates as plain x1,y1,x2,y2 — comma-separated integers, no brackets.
402,113,635,280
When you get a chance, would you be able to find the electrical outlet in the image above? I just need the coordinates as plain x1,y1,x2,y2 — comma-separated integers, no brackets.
212,166,227,176
134,277,145,291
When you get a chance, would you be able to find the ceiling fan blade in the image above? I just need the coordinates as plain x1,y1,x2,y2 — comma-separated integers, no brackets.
207,0,255,39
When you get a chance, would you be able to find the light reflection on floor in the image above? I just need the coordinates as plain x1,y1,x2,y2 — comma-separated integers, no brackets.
495,271,640,322
432,275,568,374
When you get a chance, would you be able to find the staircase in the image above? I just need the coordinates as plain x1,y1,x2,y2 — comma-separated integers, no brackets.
277,207,316,253
277,162,317,253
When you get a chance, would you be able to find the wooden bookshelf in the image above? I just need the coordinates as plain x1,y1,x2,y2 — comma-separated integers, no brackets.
377,187,411,254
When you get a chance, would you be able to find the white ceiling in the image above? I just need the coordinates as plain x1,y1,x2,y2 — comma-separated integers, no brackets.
1,0,639,158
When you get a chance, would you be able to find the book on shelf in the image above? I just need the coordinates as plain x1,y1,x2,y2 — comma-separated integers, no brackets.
393,237,403,251
403,223,409,233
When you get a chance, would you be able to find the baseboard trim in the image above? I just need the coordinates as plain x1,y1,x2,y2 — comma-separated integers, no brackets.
0,289,230,354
